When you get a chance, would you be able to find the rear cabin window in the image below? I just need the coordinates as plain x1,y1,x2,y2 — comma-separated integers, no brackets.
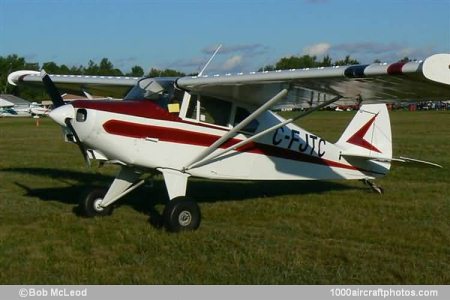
234,107,259,133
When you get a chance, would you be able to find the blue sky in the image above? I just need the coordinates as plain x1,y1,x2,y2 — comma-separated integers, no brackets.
1,0,449,74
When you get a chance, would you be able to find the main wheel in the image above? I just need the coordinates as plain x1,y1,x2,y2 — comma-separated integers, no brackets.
80,189,114,217
163,197,201,232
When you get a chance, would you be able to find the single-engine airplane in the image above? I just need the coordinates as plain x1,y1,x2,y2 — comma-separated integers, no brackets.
8,53,450,232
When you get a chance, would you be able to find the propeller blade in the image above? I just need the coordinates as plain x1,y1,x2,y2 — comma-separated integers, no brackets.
40,70,65,108
64,118,91,167
40,70,90,167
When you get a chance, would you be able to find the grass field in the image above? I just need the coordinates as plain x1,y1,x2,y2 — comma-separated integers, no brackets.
0,111,449,284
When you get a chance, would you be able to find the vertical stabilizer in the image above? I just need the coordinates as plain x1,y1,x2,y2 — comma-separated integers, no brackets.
336,104,392,160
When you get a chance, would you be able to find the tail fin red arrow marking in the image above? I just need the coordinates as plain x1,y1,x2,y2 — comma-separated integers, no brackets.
346,114,382,153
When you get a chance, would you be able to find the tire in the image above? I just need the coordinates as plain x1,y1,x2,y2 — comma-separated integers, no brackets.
163,197,201,232
80,189,114,217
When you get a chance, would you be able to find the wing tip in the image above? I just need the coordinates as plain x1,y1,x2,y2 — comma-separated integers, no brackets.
7,70,40,86
423,53,450,85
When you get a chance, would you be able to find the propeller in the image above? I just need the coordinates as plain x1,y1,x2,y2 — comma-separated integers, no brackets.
41,70,91,166
41,70,65,108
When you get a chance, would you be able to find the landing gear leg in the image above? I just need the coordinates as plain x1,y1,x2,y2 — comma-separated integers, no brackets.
79,166,145,217
362,179,384,195
158,168,201,232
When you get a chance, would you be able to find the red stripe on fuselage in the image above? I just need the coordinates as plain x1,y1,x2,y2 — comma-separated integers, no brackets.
103,119,250,150
103,119,384,175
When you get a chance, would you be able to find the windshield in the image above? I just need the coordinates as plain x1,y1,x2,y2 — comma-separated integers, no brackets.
124,78,176,108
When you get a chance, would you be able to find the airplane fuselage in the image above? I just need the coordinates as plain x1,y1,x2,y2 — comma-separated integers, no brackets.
67,99,387,181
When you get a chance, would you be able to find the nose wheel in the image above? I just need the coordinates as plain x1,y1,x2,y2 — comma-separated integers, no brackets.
163,197,201,232
80,189,114,217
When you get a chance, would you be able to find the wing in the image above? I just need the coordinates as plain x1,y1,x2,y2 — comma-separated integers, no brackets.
177,53,450,106
8,70,140,98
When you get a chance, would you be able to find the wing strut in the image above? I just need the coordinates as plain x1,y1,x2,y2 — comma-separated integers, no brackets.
186,95,342,170
183,89,288,171
198,44,222,77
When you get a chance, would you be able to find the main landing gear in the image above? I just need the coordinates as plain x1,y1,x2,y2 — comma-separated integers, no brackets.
78,166,201,232
163,197,201,232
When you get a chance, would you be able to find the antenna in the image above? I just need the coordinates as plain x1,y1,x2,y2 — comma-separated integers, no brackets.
198,44,222,77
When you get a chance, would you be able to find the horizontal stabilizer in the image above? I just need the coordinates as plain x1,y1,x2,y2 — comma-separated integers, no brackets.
395,156,443,168
341,153,443,168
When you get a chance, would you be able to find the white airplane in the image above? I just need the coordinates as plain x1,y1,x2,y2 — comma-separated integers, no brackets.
8,53,450,232
29,102,51,116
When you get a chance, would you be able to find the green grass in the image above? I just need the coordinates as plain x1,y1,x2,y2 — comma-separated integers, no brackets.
0,111,449,284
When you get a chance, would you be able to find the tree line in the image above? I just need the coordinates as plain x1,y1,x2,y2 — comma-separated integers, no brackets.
258,54,359,71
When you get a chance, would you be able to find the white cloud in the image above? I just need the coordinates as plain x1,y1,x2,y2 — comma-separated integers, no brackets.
222,55,243,71
303,43,331,56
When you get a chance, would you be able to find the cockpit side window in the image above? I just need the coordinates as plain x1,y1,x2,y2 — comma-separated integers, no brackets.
168,87,184,114
184,94,232,127
183,96,258,132
186,95,199,120
200,96,232,127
